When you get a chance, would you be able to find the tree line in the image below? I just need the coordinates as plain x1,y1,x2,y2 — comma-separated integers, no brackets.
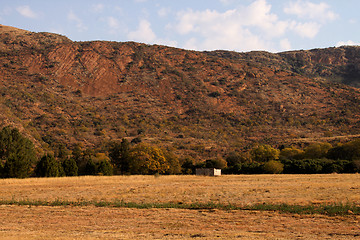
0,126,359,178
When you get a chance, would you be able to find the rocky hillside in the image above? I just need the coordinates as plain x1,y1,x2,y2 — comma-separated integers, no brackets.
1,24,360,159
207,46,360,88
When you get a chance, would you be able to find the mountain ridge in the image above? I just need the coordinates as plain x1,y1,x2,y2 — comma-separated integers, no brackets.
0,25,359,158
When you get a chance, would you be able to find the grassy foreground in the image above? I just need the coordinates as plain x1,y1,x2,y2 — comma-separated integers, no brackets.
1,198,359,216
1,175,360,239
1,174,360,215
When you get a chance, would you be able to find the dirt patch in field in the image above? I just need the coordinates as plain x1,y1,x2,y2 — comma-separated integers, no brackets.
1,205,359,239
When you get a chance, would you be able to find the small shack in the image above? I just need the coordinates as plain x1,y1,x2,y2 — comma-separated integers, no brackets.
196,168,221,176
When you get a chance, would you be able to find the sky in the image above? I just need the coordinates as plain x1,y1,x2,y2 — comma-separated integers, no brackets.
0,0,359,53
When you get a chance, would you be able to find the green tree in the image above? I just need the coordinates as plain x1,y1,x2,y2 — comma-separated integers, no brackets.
205,158,227,169
251,144,280,162
163,149,181,174
181,157,196,174
226,151,250,165
85,159,97,175
280,146,304,160
97,160,113,176
109,139,131,174
0,126,37,178
128,144,169,174
35,154,63,177
302,142,332,159
62,157,78,176
263,160,284,174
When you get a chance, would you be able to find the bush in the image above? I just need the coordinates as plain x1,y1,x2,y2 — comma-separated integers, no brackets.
85,159,97,175
35,154,63,177
263,160,284,174
163,149,181,174
205,158,227,169
0,126,37,178
62,158,78,176
233,162,264,174
96,160,113,176
181,157,196,174
251,144,280,162
302,143,332,159
109,139,131,174
280,147,304,160
128,144,169,174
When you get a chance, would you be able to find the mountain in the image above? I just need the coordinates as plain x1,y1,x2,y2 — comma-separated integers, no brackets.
0,24,359,159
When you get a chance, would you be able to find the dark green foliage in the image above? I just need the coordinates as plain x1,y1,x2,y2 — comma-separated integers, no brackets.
302,143,332,159
231,162,264,174
282,158,356,174
76,148,95,175
263,160,284,174
109,139,131,174
204,158,227,169
0,126,36,178
35,154,63,177
96,160,113,176
226,151,249,166
62,158,78,176
85,159,97,175
327,140,360,161
181,157,196,174
163,149,181,174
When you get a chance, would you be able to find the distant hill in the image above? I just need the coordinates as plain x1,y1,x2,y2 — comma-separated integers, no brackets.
0,24,359,159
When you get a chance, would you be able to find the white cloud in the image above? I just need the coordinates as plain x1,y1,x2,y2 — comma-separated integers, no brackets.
107,17,120,29
336,40,360,47
107,17,121,34
173,0,288,51
170,0,338,51
68,11,87,32
284,1,338,23
158,7,171,17
92,4,104,13
16,5,37,19
127,19,156,43
127,19,177,47
289,21,320,38
280,38,292,51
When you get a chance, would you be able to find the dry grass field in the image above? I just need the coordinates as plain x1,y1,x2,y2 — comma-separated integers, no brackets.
0,174,360,239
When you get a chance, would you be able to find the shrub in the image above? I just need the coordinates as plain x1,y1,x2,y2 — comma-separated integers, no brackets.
181,157,196,174
62,158,78,176
85,159,97,175
128,143,169,175
280,146,304,160
163,149,181,174
205,158,227,169
35,154,63,177
263,160,284,174
302,142,332,159
233,162,264,174
96,160,113,176
0,126,37,178
109,139,131,174
251,144,280,162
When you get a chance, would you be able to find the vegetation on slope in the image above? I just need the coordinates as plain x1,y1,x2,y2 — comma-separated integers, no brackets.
0,25,360,161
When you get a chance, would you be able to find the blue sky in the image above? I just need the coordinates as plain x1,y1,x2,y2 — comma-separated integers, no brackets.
1,0,359,52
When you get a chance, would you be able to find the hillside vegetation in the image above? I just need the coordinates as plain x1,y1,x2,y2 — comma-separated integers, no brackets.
0,24,360,161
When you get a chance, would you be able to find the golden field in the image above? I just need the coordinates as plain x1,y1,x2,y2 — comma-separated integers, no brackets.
0,174,359,239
